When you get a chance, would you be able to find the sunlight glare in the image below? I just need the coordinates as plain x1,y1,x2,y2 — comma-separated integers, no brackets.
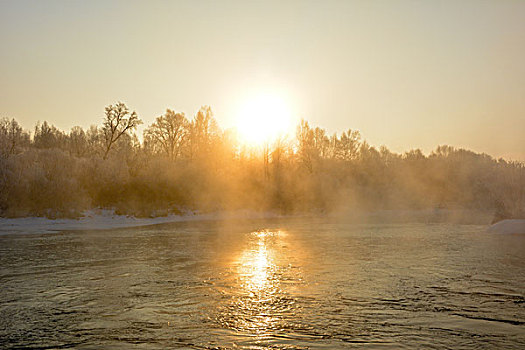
251,242,269,290
236,93,293,145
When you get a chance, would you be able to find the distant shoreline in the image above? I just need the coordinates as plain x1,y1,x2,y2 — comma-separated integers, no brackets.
0,209,285,235
0,208,496,235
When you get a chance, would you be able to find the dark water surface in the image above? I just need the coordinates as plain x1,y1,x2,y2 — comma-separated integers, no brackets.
1,217,524,349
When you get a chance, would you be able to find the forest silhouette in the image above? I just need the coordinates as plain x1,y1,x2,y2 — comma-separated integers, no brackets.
0,102,523,219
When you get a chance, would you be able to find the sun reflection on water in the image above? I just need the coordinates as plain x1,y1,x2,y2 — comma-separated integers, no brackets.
217,229,294,336
249,240,269,291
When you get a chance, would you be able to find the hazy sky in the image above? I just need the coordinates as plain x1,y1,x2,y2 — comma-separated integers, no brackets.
1,0,524,160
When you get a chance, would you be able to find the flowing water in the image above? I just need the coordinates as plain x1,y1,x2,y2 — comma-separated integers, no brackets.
0,217,524,349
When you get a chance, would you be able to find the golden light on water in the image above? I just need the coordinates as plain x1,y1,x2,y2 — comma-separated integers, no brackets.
235,93,293,146
238,230,281,293
225,230,287,334
249,240,269,291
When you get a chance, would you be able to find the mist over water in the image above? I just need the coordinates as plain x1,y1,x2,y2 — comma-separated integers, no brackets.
1,217,524,349
2,2,525,349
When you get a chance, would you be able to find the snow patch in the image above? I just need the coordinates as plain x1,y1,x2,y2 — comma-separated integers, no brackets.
0,209,282,235
487,219,525,234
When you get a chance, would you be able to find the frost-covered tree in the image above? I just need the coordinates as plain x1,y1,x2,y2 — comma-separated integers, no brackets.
187,105,218,160
335,129,361,161
296,120,316,173
102,102,142,160
144,109,189,160
68,126,88,157
0,118,30,158
34,121,67,149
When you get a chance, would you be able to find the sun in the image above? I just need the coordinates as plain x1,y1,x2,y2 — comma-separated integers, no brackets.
235,93,293,145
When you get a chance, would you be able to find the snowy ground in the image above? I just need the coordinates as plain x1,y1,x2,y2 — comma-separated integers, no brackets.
2,208,520,235
0,209,282,235
487,219,525,234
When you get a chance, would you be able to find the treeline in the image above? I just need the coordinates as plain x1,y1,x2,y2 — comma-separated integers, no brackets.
0,102,523,218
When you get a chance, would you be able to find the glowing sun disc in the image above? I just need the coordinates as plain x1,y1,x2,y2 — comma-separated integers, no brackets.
236,93,292,145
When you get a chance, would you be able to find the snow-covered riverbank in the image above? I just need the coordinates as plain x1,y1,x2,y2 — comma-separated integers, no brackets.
487,219,525,234
0,210,282,235
2,208,516,235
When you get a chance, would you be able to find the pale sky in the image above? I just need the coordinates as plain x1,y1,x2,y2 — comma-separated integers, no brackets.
1,0,524,160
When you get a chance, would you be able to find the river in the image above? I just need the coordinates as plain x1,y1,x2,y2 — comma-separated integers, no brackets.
1,217,524,349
